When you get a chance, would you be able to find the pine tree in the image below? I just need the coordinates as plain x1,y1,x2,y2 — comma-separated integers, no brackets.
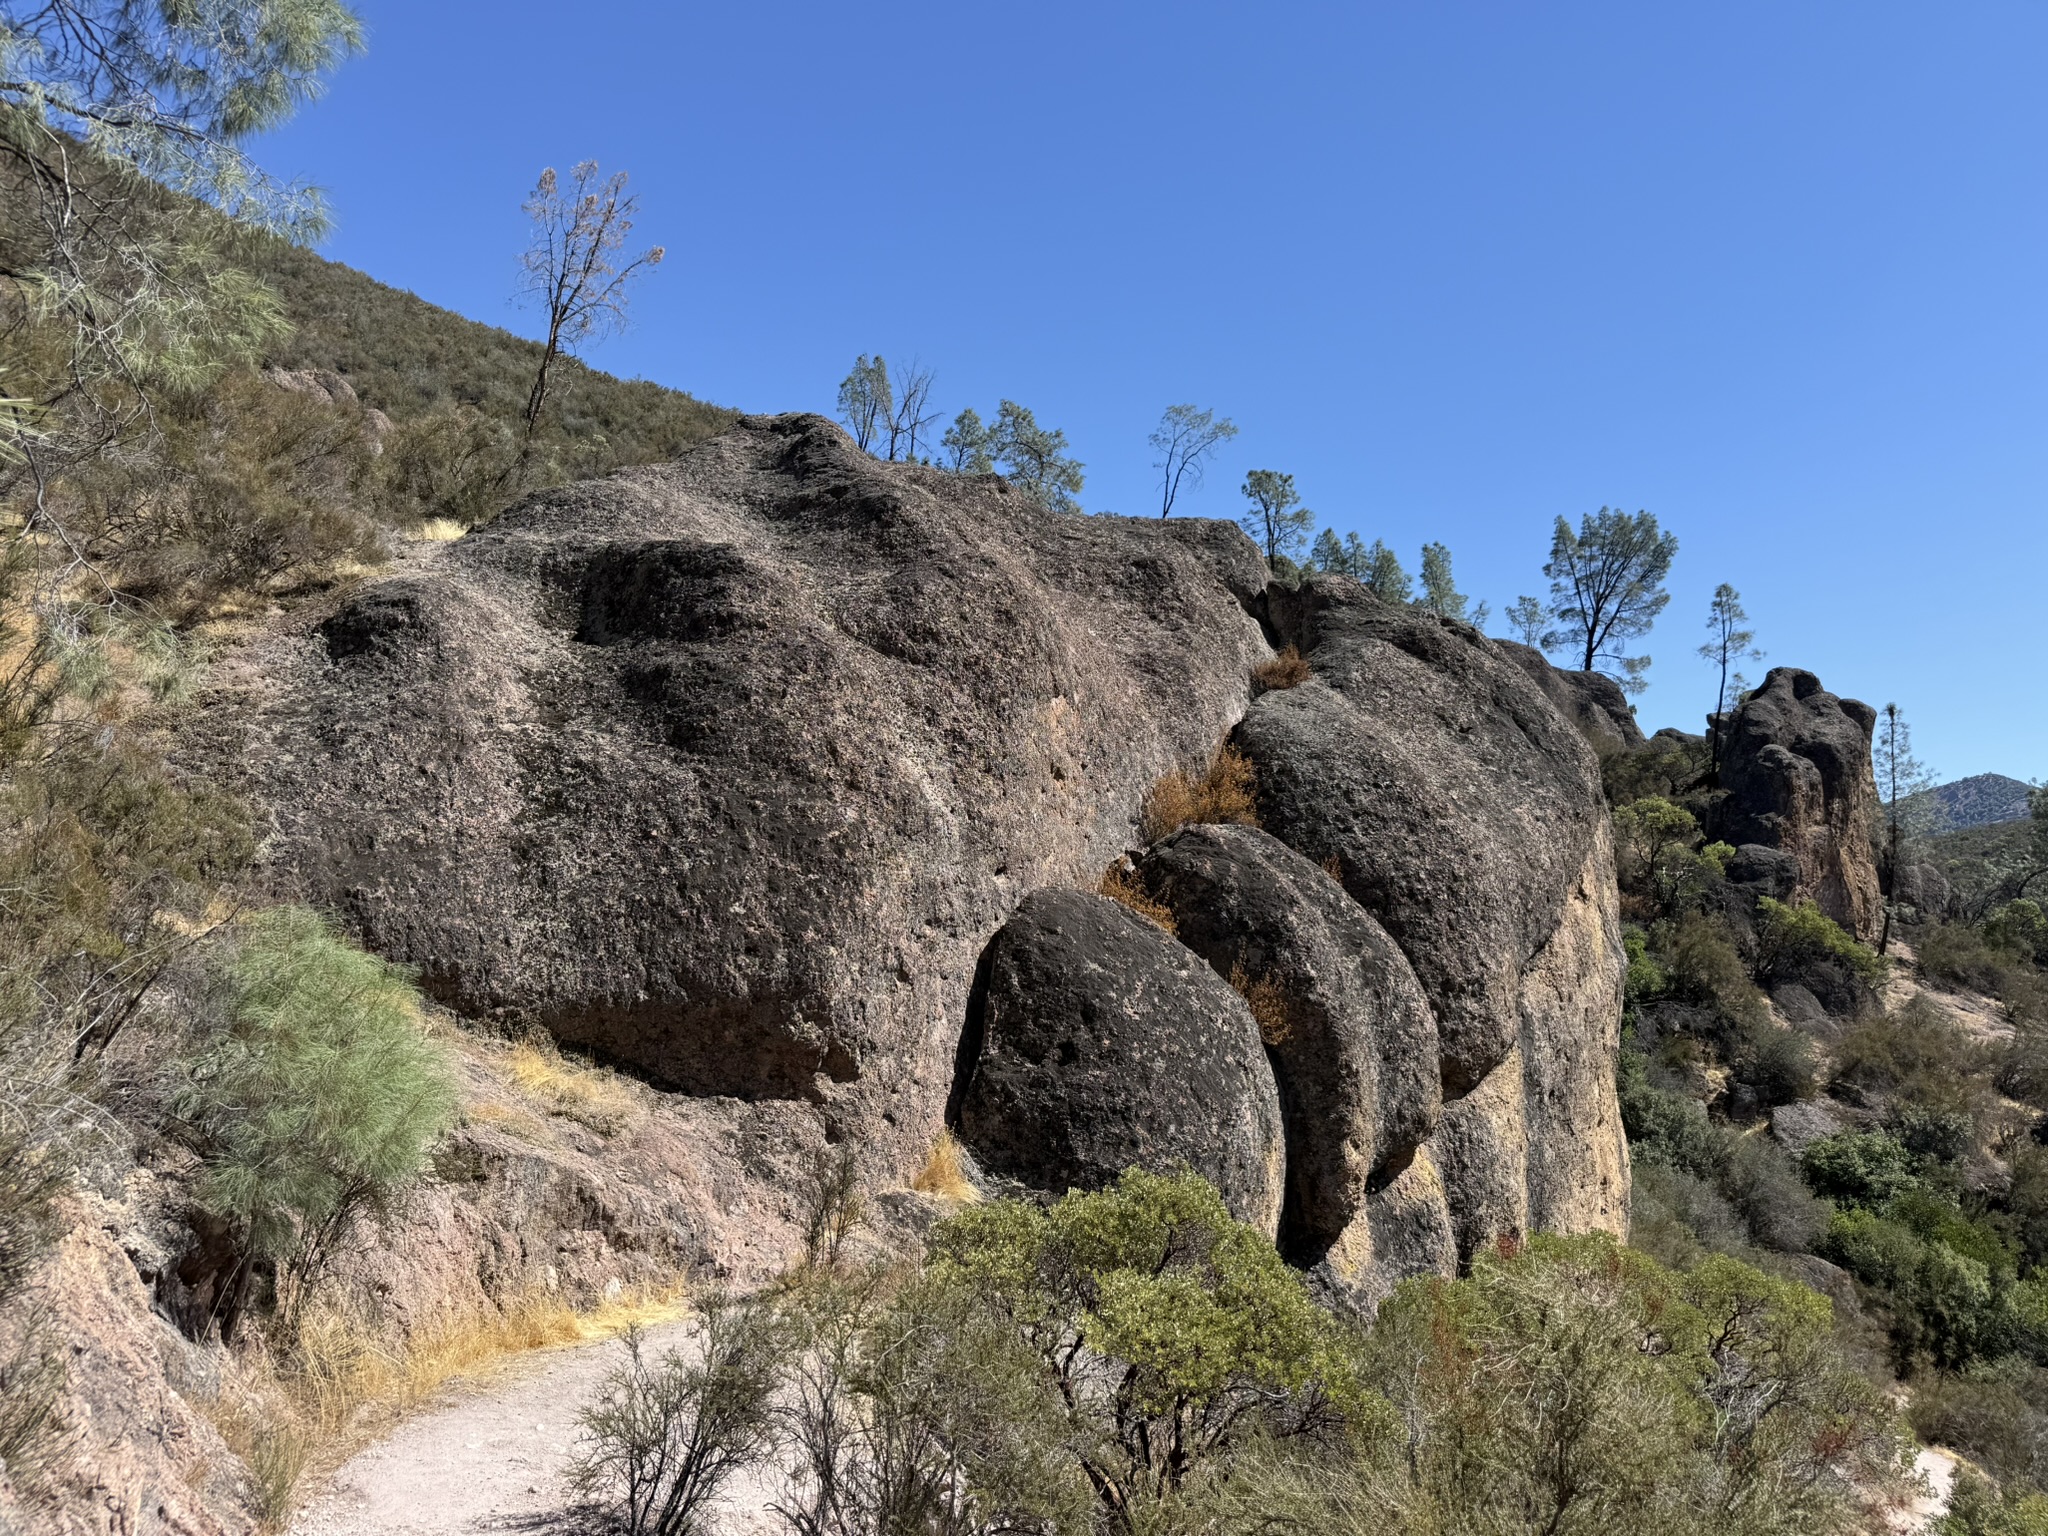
1540,508,1678,694
1363,540,1412,604
1417,542,1489,629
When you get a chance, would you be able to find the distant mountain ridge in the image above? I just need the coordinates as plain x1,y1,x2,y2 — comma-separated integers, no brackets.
1914,773,2036,830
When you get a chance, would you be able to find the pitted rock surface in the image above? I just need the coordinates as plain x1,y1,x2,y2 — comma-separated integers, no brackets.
198,417,1628,1287
953,888,1285,1230
200,414,1270,1176
1136,823,1438,1263
1712,667,1882,941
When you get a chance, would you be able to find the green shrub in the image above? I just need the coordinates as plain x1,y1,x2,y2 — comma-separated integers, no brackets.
1628,1161,1750,1270
1315,1235,1908,1536
1987,902,2048,965
1735,1023,1817,1107
176,907,459,1324
1834,996,1979,1113
1719,1131,1829,1253
1821,1207,2009,1369
1937,1468,2048,1536
1801,1131,1917,1208
1662,912,1769,1034
1756,896,1885,982
1623,926,1667,1010
1923,922,2026,997
926,1168,1365,1526
1618,1049,1725,1181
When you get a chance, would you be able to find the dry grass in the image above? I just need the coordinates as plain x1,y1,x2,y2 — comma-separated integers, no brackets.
505,1038,636,1135
1321,853,1345,883
910,1129,980,1203
1098,863,1177,935
1229,961,1293,1047
206,1282,688,1530
462,1098,556,1144
1252,646,1311,691
412,517,467,542
1140,742,1260,844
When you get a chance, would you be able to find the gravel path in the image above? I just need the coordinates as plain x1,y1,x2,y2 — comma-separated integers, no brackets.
287,1321,779,1536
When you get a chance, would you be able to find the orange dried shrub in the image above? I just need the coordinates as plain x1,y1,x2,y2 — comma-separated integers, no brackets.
1141,743,1259,843
1099,863,1177,935
1252,646,1311,692
1229,960,1292,1047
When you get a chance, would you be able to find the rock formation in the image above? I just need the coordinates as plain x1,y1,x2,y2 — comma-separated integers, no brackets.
1711,667,1882,941
200,413,1630,1307
1497,639,1646,758
954,888,1284,1230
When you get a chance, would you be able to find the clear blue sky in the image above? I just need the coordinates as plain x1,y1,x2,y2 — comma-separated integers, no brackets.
259,1,2047,782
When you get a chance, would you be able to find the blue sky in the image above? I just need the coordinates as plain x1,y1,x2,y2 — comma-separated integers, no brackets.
260,1,2047,781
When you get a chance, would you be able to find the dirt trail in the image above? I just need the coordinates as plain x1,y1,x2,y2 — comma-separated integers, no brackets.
287,1320,778,1536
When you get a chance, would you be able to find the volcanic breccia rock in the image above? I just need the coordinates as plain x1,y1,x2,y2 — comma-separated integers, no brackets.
204,412,1630,1304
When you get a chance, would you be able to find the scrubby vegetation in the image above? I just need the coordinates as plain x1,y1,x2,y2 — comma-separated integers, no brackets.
1140,742,1260,843
568,1170,1906,1536
1602,735,2048,1517
175,907,459,1328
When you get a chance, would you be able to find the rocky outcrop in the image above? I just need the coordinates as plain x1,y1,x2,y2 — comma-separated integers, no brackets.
199,415,1629,1308
1712,667,1882,941
1135,824,1438,1267
1230,580,1630,1284
1496,640,1646,758
201,414,1271,1182
953,889,1284,1230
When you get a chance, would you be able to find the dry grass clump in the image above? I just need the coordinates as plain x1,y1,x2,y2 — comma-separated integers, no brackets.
1141,743,1260,843
1252,646,1311,692
412,517,467,543
1098,863,1177,935
506,1037,636,1136
1229,961,1293,1047
207,1282,688,1530
1321,853,1345,883
910,1129,980,1203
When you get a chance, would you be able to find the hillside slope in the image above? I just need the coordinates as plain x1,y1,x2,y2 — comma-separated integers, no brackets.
1918,772,2036,830
249,235,733,466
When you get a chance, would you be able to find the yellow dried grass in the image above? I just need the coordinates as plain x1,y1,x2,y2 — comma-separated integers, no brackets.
208,1282,688,1530
505,1038,635,1135
1228,961,1293,1047
911,1129,980,1203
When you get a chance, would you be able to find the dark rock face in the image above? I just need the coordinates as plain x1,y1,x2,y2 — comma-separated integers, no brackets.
1229,578,1630,1280
199,418,1629,1301
1713,668,1882,941
1136,823,1439,1264
1727,843,1803,900
1244,580,1608,1096
204,415,1269,1157
1496,640,1646,758
953,889,1284,1230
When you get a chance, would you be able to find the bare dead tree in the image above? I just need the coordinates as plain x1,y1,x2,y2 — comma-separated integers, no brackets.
883,360,940,462
516,161,664,468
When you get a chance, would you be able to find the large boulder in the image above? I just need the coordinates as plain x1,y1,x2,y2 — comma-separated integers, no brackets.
952,888,1284,1230
1712,668,1882,942
1234,578,1629,1269
1135,824,1439,1274
197,417,1629,1290
200,415,1270,1177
